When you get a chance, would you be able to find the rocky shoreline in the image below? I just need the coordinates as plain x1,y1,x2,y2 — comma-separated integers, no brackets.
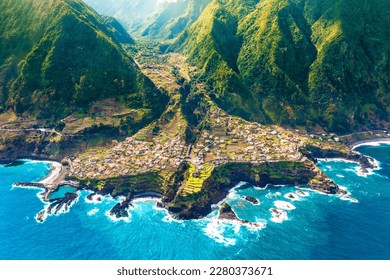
4,136,388,221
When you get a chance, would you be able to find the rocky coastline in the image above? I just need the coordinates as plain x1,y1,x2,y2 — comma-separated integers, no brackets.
3,136,389,221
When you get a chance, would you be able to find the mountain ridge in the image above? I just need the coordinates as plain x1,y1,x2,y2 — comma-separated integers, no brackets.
0,0,168,121
172,0,390,132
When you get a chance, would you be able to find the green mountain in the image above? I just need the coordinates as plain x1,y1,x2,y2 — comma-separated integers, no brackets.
83,0,162,34
83,0,211,40
0,0,167,120
172,0,390,132
141,0,211,39
102,16,135,44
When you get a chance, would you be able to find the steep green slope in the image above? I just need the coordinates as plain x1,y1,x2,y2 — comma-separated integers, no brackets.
0,0,168,120
142,0,211,39
102,16,135,44
173,0,390,132
141,0,190,38
172,0,265,121
84,0,211,40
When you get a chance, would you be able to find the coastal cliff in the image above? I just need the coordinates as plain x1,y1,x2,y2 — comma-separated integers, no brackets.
164,160,339,219
2,130,383,221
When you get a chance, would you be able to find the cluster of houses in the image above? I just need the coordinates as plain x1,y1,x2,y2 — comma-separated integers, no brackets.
190,108,305,166
69,106,340,180
70,135,187,179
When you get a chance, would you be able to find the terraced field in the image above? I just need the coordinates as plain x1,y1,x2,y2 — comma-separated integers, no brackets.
181,163,214,195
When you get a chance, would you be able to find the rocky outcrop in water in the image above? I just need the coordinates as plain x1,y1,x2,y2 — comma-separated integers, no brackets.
243,196,259,205
48,192,78,214
109,193,133,219
219,202,265,229
219,203,239,221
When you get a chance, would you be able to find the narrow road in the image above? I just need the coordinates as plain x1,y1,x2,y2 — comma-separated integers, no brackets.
0,127,61,135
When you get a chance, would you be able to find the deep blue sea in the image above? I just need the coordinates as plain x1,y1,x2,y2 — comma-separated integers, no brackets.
0,143,389,260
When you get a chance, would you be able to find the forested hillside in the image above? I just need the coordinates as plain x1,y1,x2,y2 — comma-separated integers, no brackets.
172,0,390,132
0,0,168,120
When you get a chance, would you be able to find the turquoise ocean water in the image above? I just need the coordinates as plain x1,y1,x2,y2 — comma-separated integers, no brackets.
0,143,389,260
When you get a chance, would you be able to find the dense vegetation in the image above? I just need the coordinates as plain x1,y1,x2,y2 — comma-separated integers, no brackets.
172,0,390,132
141,0,211,39
0,0,168,120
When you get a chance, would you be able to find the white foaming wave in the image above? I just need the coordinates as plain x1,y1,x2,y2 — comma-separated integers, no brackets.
355,166,375,177
354,157,381,177
161,215,183,223
352,140,390,149
355,158,381,178
340,196,359,203
284,192,300,201
84,193,105,204
337,186,358,203
317,158,356,164
203,219,236,246
134,197,161,202
104,210,131,223
336,174,345,178
87,208,99,216
274,200,296,210
265,192,281,199
152,205,185,224
295,190,310,197
227,189,240,200
132,197,161,208
253,186,267,191
11,183,46,192
319,156,381,177
235,181,249,188
269,208,288,223
243,221,267,232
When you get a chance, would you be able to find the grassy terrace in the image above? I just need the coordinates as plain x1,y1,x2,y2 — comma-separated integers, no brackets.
181,163,214,195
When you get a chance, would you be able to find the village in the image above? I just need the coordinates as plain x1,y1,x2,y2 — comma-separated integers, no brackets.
66,51,348,196
68,103,337,187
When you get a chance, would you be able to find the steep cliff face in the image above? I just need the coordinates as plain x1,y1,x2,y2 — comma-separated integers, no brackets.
166,161,339,219
173,0,390,132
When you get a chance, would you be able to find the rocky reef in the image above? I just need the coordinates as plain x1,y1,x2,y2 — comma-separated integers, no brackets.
219,203,264,228
48,193,78,214
109,194,133,219
36,192,78,222
243,196,260,205
219,203,239,221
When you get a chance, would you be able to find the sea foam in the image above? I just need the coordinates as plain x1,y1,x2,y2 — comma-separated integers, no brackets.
274,200,296,210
